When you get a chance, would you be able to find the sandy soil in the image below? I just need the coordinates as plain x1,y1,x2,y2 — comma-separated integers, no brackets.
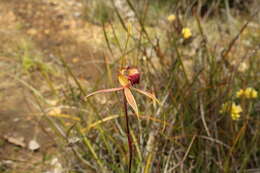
0,0,104,172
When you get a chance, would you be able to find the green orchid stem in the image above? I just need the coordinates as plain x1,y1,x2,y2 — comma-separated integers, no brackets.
123,90,132,173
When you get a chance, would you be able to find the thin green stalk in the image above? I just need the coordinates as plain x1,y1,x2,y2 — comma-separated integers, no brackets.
121,26,131,68
171,37,189,85
40,71,57,96
125,0,153,44
130,129,142,162
102,22,114,55
110,22,123,52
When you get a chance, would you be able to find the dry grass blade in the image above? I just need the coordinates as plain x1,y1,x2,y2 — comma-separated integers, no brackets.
221,10,259,59
168,135,196,171
81,114,169,133
124,87,139,117
81,114,121,133
144,152,154,173
48,113,81,121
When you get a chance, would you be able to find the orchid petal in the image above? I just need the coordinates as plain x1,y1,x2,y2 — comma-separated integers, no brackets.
131,87,161,105
118,74,130,87
124,87,139,117
85,87,124,99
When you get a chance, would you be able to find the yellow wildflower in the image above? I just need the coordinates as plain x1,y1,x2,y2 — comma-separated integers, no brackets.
231,112,241,121
230,104,242,120
236,89,244,98
244,88,258,98
236,87,258,99
220,102,242,120
167,14,176,22
182,27,192,39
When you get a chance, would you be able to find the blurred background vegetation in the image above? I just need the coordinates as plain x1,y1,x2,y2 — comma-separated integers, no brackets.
0,0,259,172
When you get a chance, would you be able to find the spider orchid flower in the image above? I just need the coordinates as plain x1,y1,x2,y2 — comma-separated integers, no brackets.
85,67,160,117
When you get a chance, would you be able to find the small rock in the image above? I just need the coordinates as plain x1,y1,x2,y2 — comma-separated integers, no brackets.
4,134,26,148
1,160,14,169
50,158,63,173
28,140,40,151
13,118,20,122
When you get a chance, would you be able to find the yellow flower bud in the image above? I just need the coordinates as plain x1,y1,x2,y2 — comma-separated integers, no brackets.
182,27,192,39
220,102,242,120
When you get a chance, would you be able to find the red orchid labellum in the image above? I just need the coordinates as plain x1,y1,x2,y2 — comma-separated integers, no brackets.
127,67,140,85
86,66,159,117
